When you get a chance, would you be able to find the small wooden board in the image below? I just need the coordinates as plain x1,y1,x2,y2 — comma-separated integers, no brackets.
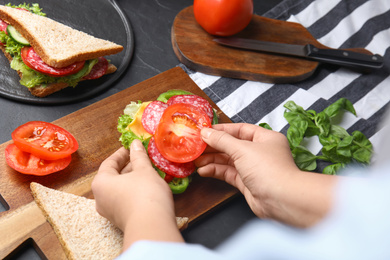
172,6,372,83
0,67,237,259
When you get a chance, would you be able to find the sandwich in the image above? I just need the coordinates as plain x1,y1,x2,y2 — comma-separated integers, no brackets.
30,182,189,260
0,3,123,97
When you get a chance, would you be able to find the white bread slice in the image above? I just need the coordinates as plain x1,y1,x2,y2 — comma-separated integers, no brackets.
0,5,123,68
0,44,117,97
30,182,189,260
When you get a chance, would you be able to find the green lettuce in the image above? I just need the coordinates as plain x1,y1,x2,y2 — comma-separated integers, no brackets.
5,3,46,16
10,56,98,88
0,31,23,57
117,114,150,149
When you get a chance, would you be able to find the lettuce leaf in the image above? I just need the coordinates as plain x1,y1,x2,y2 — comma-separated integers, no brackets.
117,114,151,149
5,3,46,16
0,31,23,57
117,114,133,134
10,56,98,88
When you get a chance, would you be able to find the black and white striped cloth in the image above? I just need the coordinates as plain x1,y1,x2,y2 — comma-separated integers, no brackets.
181,0,390,162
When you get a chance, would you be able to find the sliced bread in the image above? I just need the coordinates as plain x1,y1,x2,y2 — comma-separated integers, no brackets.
0,5,123,68
30,182,189,260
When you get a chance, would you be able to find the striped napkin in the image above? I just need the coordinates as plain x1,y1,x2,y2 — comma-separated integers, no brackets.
181,0,390,166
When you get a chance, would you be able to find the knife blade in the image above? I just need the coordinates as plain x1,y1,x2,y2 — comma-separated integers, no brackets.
213,37,384,70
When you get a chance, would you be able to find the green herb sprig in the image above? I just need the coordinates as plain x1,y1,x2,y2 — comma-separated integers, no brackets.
260,98,373,175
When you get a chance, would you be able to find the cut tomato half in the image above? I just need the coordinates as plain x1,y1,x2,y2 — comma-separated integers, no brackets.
12,121,78,160
5,143,71,176
154,103,211,163
21,47,85,77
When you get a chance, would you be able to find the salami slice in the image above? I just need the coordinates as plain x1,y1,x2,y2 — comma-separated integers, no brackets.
167,95,214,121
142,101,169,134
148,137,195,178
82,56,108,80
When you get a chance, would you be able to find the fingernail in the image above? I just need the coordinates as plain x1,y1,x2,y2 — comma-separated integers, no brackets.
131,139,144,151
201,128,213,139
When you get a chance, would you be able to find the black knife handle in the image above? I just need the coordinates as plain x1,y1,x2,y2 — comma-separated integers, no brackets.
305,44,384,70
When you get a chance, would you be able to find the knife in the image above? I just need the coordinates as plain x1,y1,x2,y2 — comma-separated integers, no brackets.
213,37,384,70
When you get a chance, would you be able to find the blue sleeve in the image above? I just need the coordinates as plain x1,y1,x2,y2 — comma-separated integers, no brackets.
116,240,225,260
117,163,390,260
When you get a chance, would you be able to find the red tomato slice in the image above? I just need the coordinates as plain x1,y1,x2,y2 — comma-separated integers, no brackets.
0,19,8,33
5,143,71,176
154,103,211,163
0,19,7,46
12,121,78,160
82,56,108,80
16,8,30,12
21,47,85,77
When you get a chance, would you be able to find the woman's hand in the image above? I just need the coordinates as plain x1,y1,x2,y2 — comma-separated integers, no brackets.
195,123,337,227
92,140,184,250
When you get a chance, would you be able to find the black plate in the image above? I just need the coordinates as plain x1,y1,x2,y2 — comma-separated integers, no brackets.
0,0,134,105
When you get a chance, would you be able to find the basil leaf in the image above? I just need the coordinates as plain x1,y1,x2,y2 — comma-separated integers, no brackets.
292,146,318,171
351,131,373,164
315,111,331,136
319,133,340,146
322,144,352,164
323,98,356,118
287,120,308,149
338,135,354,148
284,101,307,114
329,125,350,139
323,163,345,175
259,123,273,130
284,111,319,137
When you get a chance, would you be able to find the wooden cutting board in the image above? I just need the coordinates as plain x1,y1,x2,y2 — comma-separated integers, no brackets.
0,67,238,259
172,6,373,83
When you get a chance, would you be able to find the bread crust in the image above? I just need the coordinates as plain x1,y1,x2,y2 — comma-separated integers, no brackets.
0,43,118,97
0,5,123,68
30,182,189,259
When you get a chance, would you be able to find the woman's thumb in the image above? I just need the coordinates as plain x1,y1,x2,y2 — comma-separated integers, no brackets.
200,127,241,156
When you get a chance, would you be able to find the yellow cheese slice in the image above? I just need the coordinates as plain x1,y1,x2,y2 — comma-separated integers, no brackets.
126,101,153,139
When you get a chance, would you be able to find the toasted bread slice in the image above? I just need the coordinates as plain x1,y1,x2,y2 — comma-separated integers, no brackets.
0,5,123,68
0,44,117,97
30,182,189,260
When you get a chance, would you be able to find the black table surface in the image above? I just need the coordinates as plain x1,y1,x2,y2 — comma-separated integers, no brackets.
1,0,282,258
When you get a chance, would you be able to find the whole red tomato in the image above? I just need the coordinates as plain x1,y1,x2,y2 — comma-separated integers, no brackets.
193,0,253,36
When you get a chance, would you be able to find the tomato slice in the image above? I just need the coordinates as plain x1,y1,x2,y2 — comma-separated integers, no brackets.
12,121,78,160
5,143,71,176
0,19,8,46
0,19,8,33
154,103,211,163
21,47,85,77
